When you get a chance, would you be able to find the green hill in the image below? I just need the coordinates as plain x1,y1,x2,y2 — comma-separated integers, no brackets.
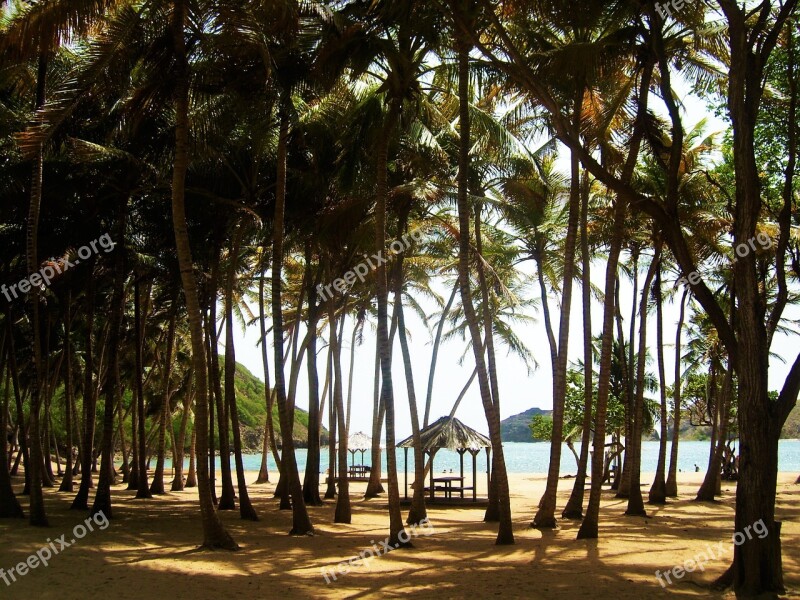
501,407,553,442
783,404,800,439
222,361,328,451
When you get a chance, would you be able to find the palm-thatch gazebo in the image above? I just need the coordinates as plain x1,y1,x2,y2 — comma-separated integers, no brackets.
397,416,491,503
336,431,378,480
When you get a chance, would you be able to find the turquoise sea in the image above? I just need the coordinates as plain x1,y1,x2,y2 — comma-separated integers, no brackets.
188,439,800,476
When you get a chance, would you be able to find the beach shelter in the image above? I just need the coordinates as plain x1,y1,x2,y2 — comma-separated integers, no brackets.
336,431,379,479
397,416,491,502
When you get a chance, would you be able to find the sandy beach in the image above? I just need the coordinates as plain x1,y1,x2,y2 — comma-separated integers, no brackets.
0,472,798,599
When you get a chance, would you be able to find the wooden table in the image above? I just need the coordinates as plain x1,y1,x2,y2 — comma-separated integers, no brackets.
431,475,465,499
348,465,370,479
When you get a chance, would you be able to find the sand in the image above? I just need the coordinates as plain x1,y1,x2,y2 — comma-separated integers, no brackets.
0,470,798,599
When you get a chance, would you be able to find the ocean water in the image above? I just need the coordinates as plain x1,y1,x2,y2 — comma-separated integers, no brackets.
179,439,800,476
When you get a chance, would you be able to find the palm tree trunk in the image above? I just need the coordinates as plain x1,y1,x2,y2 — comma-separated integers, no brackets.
0,329,24,518
72,276,96,509
303,246,322,505
665,288,688,497
344,314,360,437
393,216,427,526
92,201,127,518
373,92,408,546
697,365,733,502
365,339,384,498
256,267,280,484
272,94,314,535
24,53,49,527
208,248,235,510
424,281,458,428
172,378,192,492
151,305,177,495
534,88,583,528
134,278,153,500
613,277,631,496
328,295,351,523
127,344,139,491
186,426,197,488
576,192,627,539
59,292,75,493
457,39,513,544
169,0,236,549
7,322,29,493
625,243,660,517
563,172,593,520
225,227,258,521
325,346,337,500
649,264,668,504
204,311,217,504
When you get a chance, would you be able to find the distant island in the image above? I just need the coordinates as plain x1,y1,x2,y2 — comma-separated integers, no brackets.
501,404,800,443
500,407,552,442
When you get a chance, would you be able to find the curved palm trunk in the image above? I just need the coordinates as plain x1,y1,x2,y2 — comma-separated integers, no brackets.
325,348,337,500
172,379,193,492
170,0,236,549
580,47,661,527
534,97,582,528
364,340,384,498
272,97,314,535
256,268,280,484
329,298,351,523
648,266,668,504
665,288,688,497
344,315,359,436
697,365,733,502
393,221,427,526
457,41,513,544
208,250,235,510
72,277,97,510
151,306,177,495
576,193,628,539
563,172,593,519
91,201,127,518
625,243,660,517
374,96,407,547
473,207,502,523
224,230,258,521
424,281,458,428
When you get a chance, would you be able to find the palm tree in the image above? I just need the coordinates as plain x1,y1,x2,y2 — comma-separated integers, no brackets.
169,0,236,549
454,29,513,544
665,288,689,497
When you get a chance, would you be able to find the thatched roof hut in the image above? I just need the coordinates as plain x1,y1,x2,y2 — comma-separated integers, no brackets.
341,431,373,451
397,416,491,451
397,417,492,504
